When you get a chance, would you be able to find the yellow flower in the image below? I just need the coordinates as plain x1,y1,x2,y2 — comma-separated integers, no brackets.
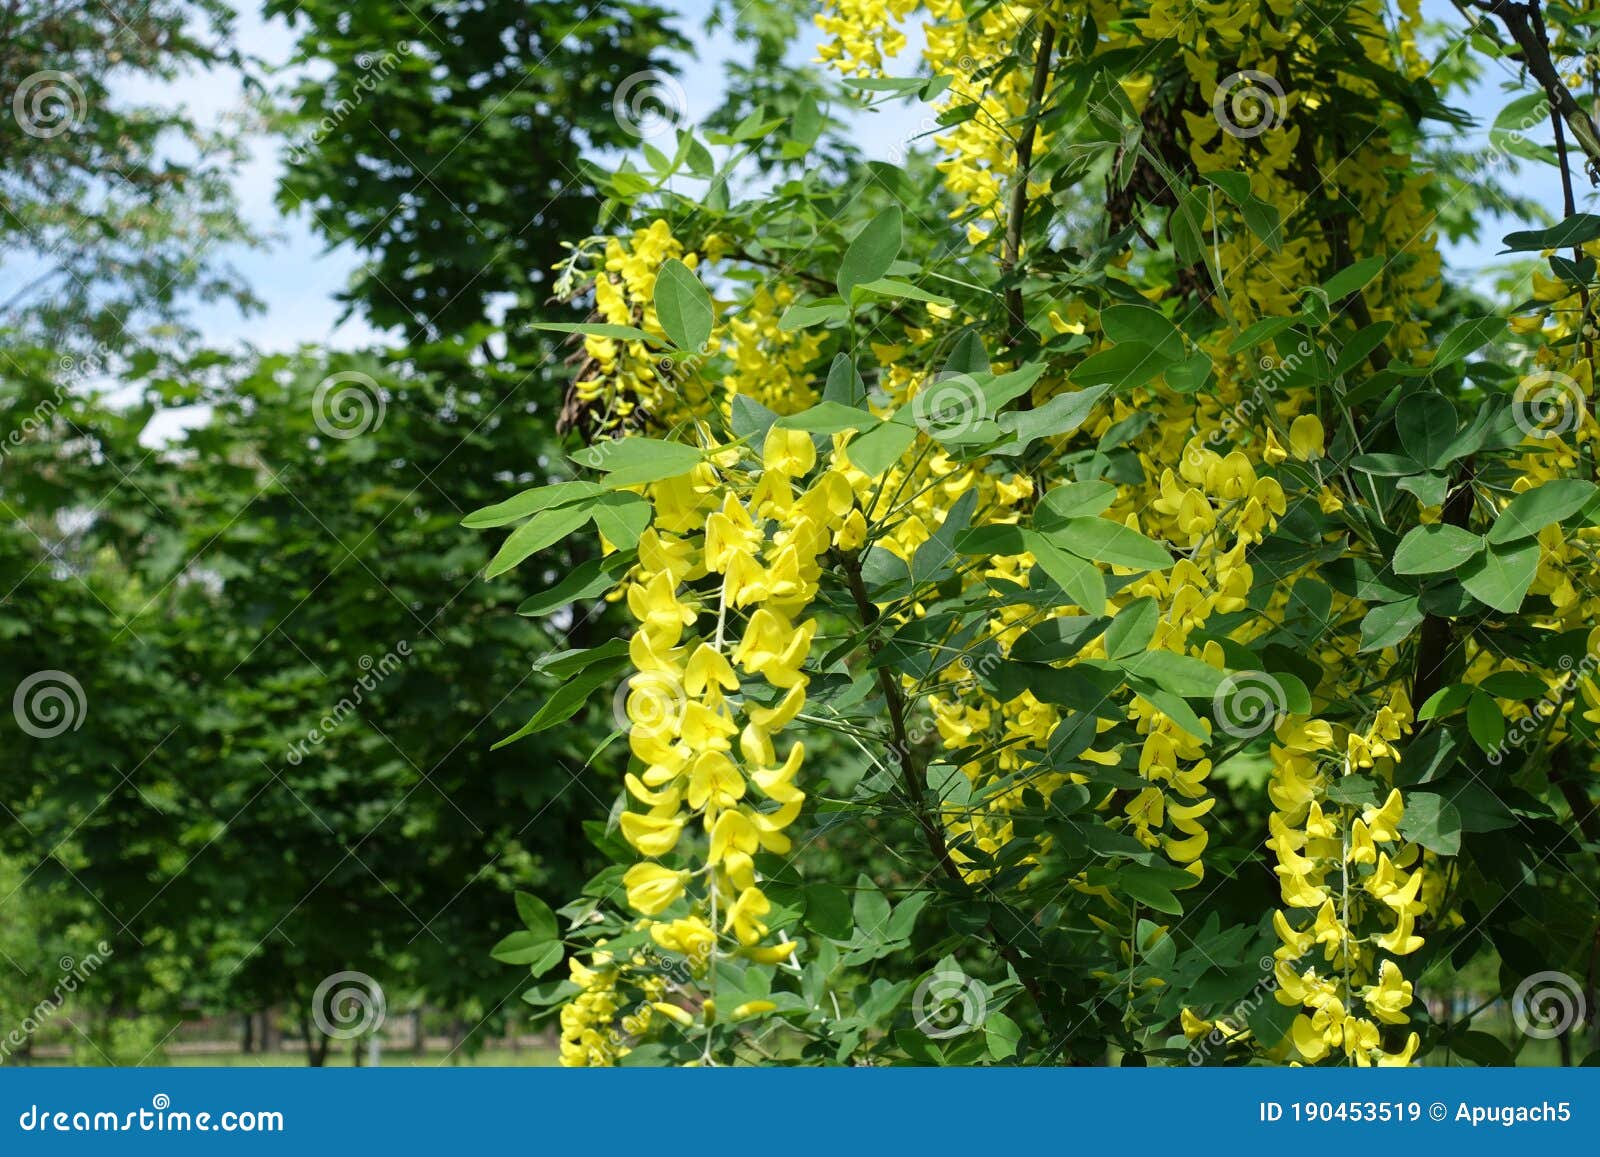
1288,414,1325,460
651,1001,695,1028
762,425,817,477
723,886,771,945
620,812,684,857
1361,959,1414,1024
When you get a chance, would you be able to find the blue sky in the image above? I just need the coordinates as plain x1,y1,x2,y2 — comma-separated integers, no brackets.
169,0,1574,355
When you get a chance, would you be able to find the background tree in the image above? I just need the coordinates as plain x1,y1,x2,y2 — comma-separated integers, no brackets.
0,0,259,360
265,0,686,351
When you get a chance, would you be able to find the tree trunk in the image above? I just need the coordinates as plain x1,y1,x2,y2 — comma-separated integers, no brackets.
299,1009,329,1067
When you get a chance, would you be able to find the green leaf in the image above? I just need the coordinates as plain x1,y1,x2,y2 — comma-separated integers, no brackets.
981,364,1046,410
1460,538,1541,612
852,873,891,935
493,659,621,746
842,75,929,93
1126,675,1209,741
1466,690,1506,753
1169,187,1209,269
1478,671,1548,699
1116,864,1185,914
885,892,929,941
805,884,853,940
1100,304,1184,361
491,931,564,974
994,386,1107,453
1246,995,1297,1050
1320,255,1387,301
572,437,704,487
1395,393,1457,467
1116,650,1225,698
776,401,878,434
846,419,915,476
1226,315,1300,355
1035,481,1117,526
1009,616,1108,663
730,394,780,443
985,1012,1022,1060
1397,792,1462,856
1349,453,1423,477
1163,352,1213,394
1431,316,1503,368
857,277,953,307
461,481,603,528
1331,322,1393,379
838,207,902,301
521,980,580,1010
1397,473,1449,508
1324,776,1381,808
823,354,867,407
653,258,714,352
1417,684,1471,720
484,503,593,579
1023,531,1106,612
514,891,559,940
1208,171,1251,206
1486,480,1598,544
516,555,621,617
532,638,628,680
1239,196,1282,254
1104,597,1158,659
530,321,662,345
1392,524,1483,575
590,491,651,549
1359,597,1422,652
778,299,848,331
1071,343,1175,389
1501,213,1600,252
1045,517,1174,571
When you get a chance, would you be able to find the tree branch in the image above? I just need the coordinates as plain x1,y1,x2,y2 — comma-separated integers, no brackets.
1002,17,1058,356
1471,0,1600,179
833,548,1052,1018
1410,459,1476,709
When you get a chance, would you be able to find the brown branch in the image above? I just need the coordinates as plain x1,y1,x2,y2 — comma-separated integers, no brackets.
1410,459,1476,709
730,248,834,293
833,549,1052,1018
1551,745,1600,847
1471,0,1600,178
1002,17,1058,357
1527,0,1599,443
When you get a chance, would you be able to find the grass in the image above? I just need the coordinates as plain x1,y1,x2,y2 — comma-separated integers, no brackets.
26,1045,558,1068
